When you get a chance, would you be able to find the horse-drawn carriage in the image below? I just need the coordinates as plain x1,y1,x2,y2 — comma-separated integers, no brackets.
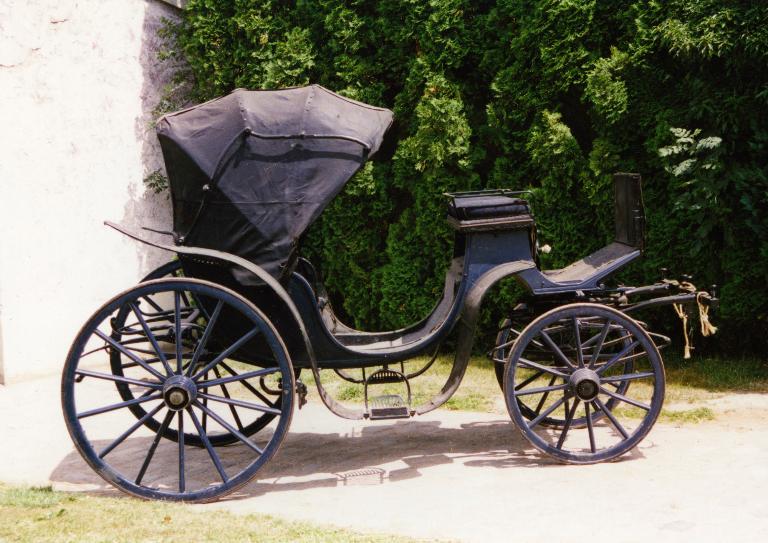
62,85,716,501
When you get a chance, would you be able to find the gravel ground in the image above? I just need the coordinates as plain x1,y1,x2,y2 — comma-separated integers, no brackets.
2,373,767,542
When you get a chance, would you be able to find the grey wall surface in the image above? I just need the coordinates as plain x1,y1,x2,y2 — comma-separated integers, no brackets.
0,0,181,382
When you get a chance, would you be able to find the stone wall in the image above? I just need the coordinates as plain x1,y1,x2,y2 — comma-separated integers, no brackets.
0,0,181,382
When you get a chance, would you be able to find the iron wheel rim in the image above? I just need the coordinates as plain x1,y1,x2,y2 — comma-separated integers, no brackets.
62,278,294,502
503,303,664,464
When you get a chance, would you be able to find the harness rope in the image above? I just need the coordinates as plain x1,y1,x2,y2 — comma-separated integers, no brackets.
673,302,692,359
697,292,718,337
670,281,716,359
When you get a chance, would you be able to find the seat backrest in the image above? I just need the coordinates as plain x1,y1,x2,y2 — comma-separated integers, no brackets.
614,173,645,250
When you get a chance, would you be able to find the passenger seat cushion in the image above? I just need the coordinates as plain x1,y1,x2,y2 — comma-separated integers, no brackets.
447,195,530,220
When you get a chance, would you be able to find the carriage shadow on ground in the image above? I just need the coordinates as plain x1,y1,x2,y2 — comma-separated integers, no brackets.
49,411,643,501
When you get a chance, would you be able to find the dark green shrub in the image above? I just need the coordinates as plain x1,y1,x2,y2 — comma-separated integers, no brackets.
169,0,768,353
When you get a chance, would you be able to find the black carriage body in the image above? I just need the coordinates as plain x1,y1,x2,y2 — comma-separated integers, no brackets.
177,173,647,372
155,85,656,373
175,224,517,369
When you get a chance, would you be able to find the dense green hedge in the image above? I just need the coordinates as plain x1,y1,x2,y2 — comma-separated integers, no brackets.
168,0,768,353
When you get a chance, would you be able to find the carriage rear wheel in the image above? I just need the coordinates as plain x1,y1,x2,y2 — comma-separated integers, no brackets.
109,260,284,447
504,303,664,464
62,278,295,502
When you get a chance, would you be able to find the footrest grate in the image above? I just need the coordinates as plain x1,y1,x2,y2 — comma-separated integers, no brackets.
368,394,411,420
367,369,407,384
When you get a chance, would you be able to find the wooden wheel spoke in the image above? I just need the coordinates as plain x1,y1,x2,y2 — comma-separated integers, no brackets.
186,301,223,377
599,387,651,411
539,330,577,370
197,392,281,416
129,302,174,376
77,391,161,419
556,398,580,449
202,371,209,431
602,371,655,383
585,402,596,453
75,369,161,389
178,411,186,493
528,395,568,429
595,340,641,376
572,317,584,368
195,401,264,455
191,328,260,381
588,319,612,369
188,407,228,483
594,398,630,439
514,383,569,397
136,409,175,485
198,366,278,390
514,370,545,391
174,292,183,374
95,330,165,381
213,367,245,432
99,404,165,458
518,358,568,378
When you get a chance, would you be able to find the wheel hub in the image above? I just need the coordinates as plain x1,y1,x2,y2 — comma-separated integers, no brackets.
570,368,600,402
162,375,197,411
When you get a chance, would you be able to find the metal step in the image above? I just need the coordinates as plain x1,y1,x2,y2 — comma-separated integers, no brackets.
368,394,411,420
366,368,407,384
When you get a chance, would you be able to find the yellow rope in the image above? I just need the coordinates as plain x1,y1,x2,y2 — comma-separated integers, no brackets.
672,302,692,359
678,281,697,294
697,292,718,337
669,281,716,359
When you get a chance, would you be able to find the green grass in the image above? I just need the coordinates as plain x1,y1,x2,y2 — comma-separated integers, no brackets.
664,354,768,393
303,356,504,414
661,407,716,424
0,485,435,543
301,353,768,424
607,355,768,408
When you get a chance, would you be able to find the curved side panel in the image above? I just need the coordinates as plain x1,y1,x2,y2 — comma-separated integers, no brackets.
104,221,365,420
415,260,534,415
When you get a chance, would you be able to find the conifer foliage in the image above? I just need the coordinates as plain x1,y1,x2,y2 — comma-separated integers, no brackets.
170,0,768,350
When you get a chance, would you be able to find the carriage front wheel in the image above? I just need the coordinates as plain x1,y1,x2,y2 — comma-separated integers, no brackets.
504,303,664,464
62,278,295,502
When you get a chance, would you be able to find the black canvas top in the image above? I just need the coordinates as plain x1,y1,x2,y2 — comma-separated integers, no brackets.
157,85,393,281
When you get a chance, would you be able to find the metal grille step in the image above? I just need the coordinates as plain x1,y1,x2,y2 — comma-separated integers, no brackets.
367,369,407,384
368,394,411,420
